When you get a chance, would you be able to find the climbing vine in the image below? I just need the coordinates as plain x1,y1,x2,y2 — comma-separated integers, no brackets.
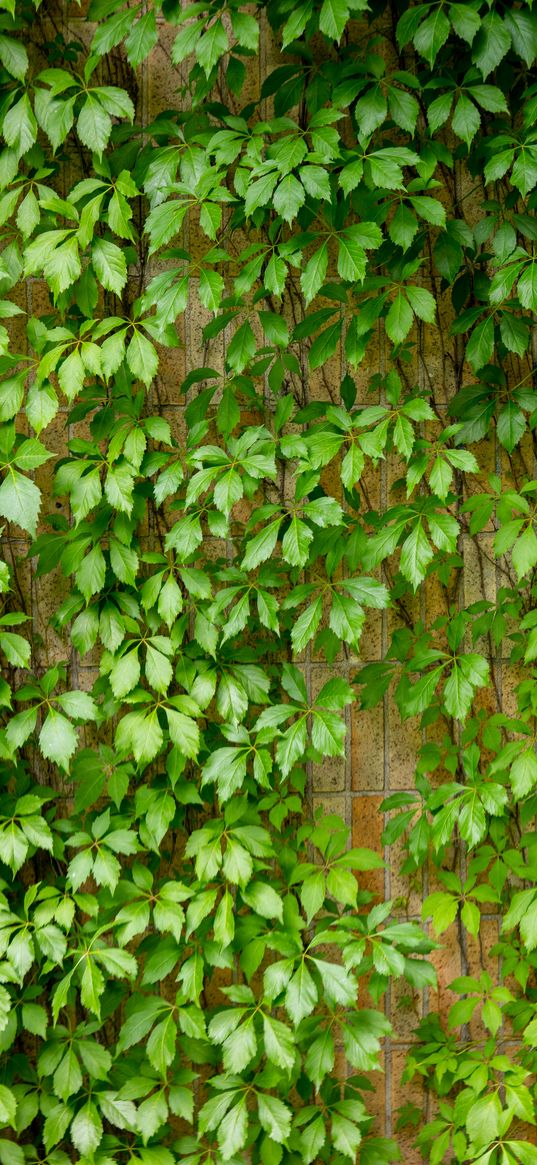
0,0,535,1161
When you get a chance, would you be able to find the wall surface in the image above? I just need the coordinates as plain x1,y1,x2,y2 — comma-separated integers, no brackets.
19,7,491,1144
3,0,535,1158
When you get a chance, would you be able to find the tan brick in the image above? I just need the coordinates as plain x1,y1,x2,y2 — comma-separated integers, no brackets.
351,702,384,791
390,1048,424,1164
351,795,384,897
387,699,421,789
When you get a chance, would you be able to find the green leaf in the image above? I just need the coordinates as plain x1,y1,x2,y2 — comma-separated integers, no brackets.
422,891,458,933
451,93,480,146
3,95,37,157
199,268,225,313
146,1014,177,1075
414,9,450,66
282,516,313,567
76,544,106,600
499,314,529,359
517,263,537,310
459,797,486,848
231,10,259,50
56,690,97,720
301,242,328,304
301,1115,326,1164
308,320,343,369
472,12,511,78
512,150,537,197
0,36,27,80
512,525,537,580
125,9,158,66
0,1086,16,1127
72,750,106,812
70,1102,103,1156
92,239,127,295
172,20,205,63
138,1089,168,1141
388,86,419,133
319,0,349,41
197,20,228,77
263,1015,295,1072
291,596,322,653
466,316,494,371
300,164,331,201
258,1094,292,1144
222,1021,257,1073
273,175,305,224
218,1097,248,1160
5,707,37,754
127,330,158,386
337,233,366,282
429,457,452,500
331,1112,362,1159
449,3,480,45
282,0,313,45
385,292,413,344
504,8,537,67
227,321,256,372
389,203,418,251
400,522,433,588
305,1029,335,1087
21,1002,47,1037
285,962,318,1024
444,654,488,721
166,709,200,758
510,749,537,801
312,707,346,755
214,888,235,947
466,1093,501,1148
26,382,59,434
405,285,436,324
54,1048,83,1102
242,881,283,921
497,402,526,452
245,171,278,217
520,900,537,952
0,470,41,536
77,95,112,156
355,87,387,139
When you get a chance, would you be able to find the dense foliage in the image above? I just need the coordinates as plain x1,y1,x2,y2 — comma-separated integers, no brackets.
0,0,535,1161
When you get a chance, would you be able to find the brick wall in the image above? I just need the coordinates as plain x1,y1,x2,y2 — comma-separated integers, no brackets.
11,5,525,1152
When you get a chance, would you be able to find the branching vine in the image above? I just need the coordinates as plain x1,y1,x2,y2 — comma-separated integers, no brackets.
0,0,534,1163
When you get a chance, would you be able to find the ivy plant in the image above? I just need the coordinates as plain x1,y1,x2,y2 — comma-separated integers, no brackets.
0,0,536,1162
